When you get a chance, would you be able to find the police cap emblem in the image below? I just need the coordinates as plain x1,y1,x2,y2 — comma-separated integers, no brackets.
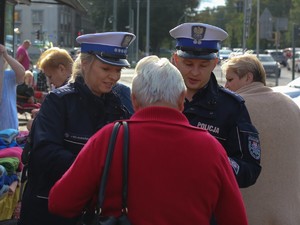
192,26,206,45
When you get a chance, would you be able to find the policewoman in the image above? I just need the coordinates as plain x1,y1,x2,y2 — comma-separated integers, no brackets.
170,23,261,189
18,32,135,225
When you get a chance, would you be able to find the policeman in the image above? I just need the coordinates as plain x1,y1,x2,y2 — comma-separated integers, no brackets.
19,32,136,225
170,23,261,188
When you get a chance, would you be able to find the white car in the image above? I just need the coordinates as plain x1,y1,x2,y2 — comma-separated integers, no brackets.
272,85,300,99
287,76,300,88
218,49,233,63
287,51,300,72
272,77,300,104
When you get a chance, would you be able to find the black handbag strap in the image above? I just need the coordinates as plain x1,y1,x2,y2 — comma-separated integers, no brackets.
97,121,129,214
121,121,129,212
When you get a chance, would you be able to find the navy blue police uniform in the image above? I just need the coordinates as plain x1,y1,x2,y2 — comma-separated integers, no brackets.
184,73,261,188
20,77,130,224
19,32,136,225
170,23,261,188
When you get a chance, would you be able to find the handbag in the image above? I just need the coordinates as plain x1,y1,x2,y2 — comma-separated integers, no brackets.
79,121,131,225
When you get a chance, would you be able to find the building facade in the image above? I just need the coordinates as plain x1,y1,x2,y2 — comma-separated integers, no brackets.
1,0,94,63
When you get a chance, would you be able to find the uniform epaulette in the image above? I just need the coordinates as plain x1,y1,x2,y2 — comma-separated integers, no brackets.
52,86,76,97
219,87,245,103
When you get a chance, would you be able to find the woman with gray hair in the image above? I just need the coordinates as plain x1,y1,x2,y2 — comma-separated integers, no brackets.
48,55,248,225
131,55,186,109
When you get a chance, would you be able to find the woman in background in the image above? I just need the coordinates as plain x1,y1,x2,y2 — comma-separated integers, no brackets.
222,54,300,225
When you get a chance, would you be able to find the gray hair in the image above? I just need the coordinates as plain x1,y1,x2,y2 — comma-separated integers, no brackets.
132,55,186,108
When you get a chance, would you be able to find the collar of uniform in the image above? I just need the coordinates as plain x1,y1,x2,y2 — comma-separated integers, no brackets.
188,73,219,108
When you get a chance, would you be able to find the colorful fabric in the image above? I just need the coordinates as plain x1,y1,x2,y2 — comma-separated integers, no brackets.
0,129,19,144
0,184,20,220
0,165,9,195
0,147,23,171
0,157,19,175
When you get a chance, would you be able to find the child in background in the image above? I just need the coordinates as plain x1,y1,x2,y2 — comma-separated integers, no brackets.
17,70,35,104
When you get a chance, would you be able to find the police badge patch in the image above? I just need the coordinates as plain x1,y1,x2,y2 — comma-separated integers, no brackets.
191,26,206,45
228,158,240,175
248,136,261,160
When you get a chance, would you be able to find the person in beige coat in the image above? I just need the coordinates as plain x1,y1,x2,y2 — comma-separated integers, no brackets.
221,54,300,225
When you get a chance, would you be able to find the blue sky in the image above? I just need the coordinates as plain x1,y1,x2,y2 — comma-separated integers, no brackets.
198,0,226,11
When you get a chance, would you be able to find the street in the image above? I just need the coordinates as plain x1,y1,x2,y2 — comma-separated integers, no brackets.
119,64,299,88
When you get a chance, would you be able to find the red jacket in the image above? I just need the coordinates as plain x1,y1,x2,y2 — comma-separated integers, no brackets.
49,106,248,225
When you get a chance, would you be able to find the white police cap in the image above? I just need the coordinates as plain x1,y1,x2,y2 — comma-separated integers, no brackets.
169,23,228,60
76,32,136,67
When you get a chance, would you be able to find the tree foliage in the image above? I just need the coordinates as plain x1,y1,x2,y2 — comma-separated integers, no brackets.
194,0,297,50
86,0,198,55
85,0,299,55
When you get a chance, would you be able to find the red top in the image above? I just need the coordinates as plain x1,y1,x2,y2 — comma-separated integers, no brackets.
49,106,248,225
16,45,30,70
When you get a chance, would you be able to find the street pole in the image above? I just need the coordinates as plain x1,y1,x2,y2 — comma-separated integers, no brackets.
256,0,260,57
145,0,150,56
275,19,279,86
113,0,117,31
136,0,140,62
292,24,296,80
242,0,247,52
128,0,134,63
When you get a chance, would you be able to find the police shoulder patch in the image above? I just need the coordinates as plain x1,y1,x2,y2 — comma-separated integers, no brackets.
219,87,244,103
53,85,76,97
248,135,261,160
228,157,240,175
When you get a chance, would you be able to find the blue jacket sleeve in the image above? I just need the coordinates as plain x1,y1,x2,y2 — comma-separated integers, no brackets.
227,104,262,188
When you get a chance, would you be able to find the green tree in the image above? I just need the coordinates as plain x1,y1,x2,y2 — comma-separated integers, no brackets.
289,0,300,46
194,0,294,50
87,0,199,56
84,0,295,55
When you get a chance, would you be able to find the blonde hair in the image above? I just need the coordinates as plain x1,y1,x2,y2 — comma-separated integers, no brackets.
37,47,73,74
68,53,94,83
24,70,33,78
24,70,34,86
221,54,266,85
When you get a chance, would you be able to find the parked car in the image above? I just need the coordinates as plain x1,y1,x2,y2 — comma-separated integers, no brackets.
269,51,287,67
272,86,300,98
287,51,300,72
272,77,300,100
287,76,300,88
257,54,281,77
293,96,300,108
264,49,287,66
218,49,233,64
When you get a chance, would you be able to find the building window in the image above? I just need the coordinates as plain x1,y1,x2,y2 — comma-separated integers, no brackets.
32,10,43,23
14,10,21,23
